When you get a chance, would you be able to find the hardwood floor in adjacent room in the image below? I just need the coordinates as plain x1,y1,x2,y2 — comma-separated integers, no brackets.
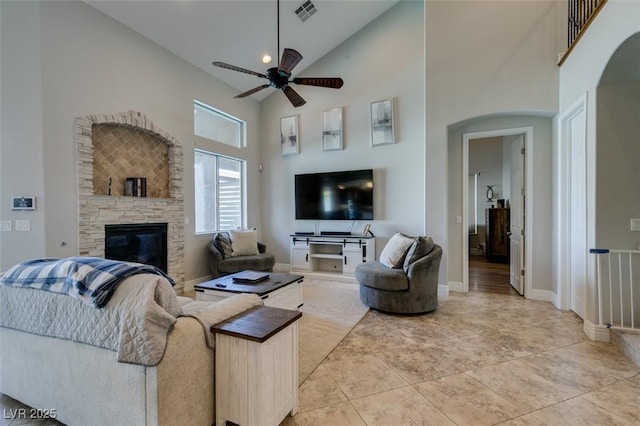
468,255,520,296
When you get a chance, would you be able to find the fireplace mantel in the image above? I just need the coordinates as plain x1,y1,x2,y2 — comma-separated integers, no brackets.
76,111,185,292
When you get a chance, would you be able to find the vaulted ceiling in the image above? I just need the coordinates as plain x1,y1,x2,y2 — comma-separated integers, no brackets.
85,0,399,100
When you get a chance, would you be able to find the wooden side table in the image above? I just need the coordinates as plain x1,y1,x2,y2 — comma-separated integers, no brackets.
211,306,302,426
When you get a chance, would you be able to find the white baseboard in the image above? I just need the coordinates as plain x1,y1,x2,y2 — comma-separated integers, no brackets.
438,284,449,297
183,275,214,294
526,288,553,302
584,319,610,342
274,263,290,273
448,281,464,292
299,271,358,283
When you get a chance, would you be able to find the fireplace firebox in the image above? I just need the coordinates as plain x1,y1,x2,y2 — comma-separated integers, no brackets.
105,223,168,272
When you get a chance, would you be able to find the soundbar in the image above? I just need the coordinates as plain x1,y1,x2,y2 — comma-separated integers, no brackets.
320,231,352,236
294,232,314,235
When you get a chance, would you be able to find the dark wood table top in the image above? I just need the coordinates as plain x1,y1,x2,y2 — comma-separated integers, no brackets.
195,272,303,296
211,305,302,343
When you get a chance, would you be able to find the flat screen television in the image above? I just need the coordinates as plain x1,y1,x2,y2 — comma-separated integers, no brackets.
295,169,373,220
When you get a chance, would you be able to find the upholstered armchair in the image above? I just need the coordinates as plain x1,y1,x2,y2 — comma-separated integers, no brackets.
207,231,276,278
356,235,442,314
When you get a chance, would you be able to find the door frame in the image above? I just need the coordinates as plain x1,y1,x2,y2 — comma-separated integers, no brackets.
462,126,534,296
555,93,588,314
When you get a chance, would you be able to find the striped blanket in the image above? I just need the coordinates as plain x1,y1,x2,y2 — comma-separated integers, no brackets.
0,257,175,308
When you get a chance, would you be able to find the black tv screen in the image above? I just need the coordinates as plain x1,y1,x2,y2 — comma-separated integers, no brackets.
295,169,373,220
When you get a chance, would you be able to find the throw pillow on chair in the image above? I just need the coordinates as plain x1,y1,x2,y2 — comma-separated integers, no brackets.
229,229,260,256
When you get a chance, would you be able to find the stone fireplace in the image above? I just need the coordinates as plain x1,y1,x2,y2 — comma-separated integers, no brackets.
76,111,185,293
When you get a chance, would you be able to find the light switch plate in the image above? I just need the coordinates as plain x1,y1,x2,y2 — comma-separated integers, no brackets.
0,220,11,232
631,218,640,232
15,219,30,231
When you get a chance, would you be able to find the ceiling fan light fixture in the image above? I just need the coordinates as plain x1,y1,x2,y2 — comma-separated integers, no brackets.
211,0,342,108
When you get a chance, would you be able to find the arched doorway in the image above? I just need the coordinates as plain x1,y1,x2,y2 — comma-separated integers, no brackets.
446,113,554,302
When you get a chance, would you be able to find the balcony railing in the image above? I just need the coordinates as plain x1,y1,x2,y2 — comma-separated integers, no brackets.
590,248,640,333
558,0,608,66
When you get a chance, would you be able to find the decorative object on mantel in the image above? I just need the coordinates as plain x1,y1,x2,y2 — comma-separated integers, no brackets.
370,98,395,146
321,107,343,152
211,0,343,108
125,177,147,197
280,115,299,156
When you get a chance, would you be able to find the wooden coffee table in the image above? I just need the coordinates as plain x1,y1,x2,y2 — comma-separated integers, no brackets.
195,271,304,310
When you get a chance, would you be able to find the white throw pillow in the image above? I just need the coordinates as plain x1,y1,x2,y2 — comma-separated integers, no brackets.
379,232,415,268
229,229,260,256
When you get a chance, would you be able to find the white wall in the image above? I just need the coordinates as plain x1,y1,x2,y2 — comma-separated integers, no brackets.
556,0,640,324
468,137,503,248
0,1,263,279
428,0,562,287
596,82,640,249
259,1,425,264
0,1,46,269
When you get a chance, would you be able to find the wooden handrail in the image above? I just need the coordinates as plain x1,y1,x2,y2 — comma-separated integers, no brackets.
558,0,608,66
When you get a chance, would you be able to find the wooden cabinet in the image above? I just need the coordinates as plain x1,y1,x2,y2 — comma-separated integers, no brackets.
485,208,510,263
213,306,301,426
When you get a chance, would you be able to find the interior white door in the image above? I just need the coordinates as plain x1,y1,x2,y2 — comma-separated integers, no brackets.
509,135,525,295
569,111,587,318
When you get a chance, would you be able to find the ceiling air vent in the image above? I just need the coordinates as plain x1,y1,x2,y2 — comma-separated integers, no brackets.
294,0,317,22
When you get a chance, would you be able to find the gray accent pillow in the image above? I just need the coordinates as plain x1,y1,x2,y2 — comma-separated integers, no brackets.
214,232,233,259
403,236,435,273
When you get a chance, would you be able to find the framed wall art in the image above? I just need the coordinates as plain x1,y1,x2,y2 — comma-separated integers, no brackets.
370,98,395,146
280,115,299,156
321,107,343,151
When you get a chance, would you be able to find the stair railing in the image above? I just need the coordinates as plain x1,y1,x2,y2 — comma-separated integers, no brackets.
558,0,608,66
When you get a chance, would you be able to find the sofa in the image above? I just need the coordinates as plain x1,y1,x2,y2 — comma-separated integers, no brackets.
207,231,275,278
1,315,213,426
356,236,442,314
0,264,263,426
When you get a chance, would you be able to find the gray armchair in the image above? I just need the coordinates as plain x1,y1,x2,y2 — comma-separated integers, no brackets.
207,232,275,278
356,237,442,314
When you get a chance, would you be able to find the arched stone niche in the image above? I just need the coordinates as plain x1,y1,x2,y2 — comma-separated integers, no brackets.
75,111,185,291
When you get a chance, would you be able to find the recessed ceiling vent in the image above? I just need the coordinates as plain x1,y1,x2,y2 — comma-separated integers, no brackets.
294,0,317,22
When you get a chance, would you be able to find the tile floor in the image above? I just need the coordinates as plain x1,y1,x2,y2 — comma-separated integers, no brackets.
281,291,640,425
2,291,639,425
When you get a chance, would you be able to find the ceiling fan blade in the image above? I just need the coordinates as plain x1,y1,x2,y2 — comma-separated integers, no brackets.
234,85,271,99
212,62,266,78
279,48,303,74
283,86,306,108
293,77,344,89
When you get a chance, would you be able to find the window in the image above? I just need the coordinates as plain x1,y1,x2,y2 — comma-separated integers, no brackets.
194,150,244,233
194,100,244,147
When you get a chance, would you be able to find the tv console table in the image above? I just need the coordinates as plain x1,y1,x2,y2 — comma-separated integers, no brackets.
289,234,376,277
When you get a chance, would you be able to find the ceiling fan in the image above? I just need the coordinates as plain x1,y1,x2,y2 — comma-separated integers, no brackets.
212,0,343,108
